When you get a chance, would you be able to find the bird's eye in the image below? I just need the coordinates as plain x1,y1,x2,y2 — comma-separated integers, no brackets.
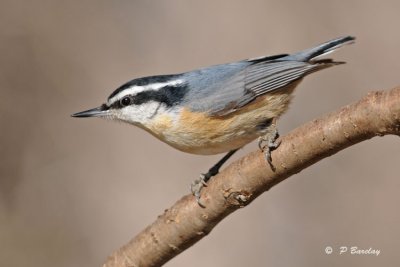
120,96,131,107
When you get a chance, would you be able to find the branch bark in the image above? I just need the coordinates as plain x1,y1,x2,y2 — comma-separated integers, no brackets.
103,87,400,267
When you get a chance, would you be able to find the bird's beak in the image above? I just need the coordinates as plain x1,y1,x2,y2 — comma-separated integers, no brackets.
71,104,110,118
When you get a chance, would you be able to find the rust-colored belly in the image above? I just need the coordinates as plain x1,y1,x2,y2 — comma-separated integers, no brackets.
144,89,295,155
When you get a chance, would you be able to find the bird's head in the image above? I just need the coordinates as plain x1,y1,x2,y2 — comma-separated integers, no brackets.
72,75,187,127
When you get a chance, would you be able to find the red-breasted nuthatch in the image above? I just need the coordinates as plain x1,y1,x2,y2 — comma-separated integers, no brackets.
72,36,355,204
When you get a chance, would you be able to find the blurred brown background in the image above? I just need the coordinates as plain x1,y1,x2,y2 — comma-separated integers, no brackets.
1,1,399,266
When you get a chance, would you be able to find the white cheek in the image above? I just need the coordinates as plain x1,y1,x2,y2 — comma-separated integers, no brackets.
118,102,164,125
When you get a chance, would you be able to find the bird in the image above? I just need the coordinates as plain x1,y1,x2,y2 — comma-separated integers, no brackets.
72,36,355,205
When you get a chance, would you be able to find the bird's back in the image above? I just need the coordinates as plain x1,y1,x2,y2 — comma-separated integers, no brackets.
182,36,354,117
144,36,354,154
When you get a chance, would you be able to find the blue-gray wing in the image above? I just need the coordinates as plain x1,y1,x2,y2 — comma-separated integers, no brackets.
182,36,353,116
182,59,332,116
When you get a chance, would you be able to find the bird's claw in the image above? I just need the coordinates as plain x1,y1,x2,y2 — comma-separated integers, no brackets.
258,126,281,169
189,149,239,207
190,174,208,207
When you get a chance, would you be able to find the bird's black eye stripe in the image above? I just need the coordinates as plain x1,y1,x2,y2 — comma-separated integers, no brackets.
108,95,133,109
108,74,182,100
110,84,189,109
120,96,132,107
100,103,109,111
131,85,188,106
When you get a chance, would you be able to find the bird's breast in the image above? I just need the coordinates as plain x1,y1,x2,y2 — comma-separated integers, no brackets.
144,90,294,155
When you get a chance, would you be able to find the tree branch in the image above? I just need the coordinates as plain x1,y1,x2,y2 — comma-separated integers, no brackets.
103,87,400,267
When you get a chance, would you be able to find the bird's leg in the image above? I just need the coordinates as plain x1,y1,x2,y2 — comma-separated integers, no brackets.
258,118,281,170
191,148,239,206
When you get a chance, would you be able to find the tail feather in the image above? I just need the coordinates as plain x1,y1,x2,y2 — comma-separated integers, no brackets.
285,36,355,62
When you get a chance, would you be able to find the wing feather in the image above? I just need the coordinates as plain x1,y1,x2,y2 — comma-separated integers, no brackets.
210,61,327,115
183,37,353,116
184,60,334,116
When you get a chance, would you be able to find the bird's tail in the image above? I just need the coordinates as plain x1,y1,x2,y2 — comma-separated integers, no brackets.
286,36,355,62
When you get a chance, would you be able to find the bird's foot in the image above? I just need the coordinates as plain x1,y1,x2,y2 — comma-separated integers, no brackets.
258,125,281,170
190,173,211,207
190,149,239,207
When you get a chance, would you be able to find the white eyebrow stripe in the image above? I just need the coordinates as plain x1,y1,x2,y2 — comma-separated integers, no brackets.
108,79,184,105
146,79,184,90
